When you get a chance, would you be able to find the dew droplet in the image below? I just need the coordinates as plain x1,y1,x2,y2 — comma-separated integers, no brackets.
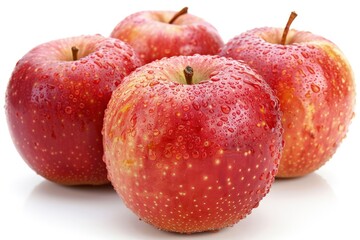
244,80,261,90
306,66,315,74
149,80,159,86
192,150,200,158
220,116,228,122
301,51,310,58
149,149,156,160
65,106,72,114
310,84,320,93
95,52,104,58
182,105,190,111
178,125,185,130
146,74,155,80
177,135,184,142
209,71,219,78
221,105,231,114
94,60,103,68
153,129,160,136
164,149,172,158
259,172,266,180
298,69,306,77
269,144,275,151
211,76,220,82
192,102,200,110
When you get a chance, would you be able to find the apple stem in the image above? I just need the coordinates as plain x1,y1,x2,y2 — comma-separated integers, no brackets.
280,11,298,45
184,66,194,85
71,46,79,61
168,7,188,24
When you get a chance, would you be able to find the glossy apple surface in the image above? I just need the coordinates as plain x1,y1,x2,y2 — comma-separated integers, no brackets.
220,28,356,177
103,55,283,233
5,35,142,185
110,8,224,64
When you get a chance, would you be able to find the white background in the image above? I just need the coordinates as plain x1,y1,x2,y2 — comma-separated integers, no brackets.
0,0,359,239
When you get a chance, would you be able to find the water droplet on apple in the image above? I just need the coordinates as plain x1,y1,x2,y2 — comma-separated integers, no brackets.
292,54,299,59
243,80,261,90
94,60,103,68
192,102,200,111
306,66,315,74
95,52,104,58
177,135,184,142
259,172,266,180
221,105,231,114
228,128,235,133
178,125,185,130
145,74,154,80
114,42,122,49
153,129,160,136
65,106,72,114
149,149,156,160
301,51,310,58
310,84,320,93
211,76,220,81
209,71,219,78
192,150,200,158
252,202,260,209
182,105,190,111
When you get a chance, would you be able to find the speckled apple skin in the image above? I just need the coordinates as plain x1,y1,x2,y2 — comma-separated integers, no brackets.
5,35,142,185
111,10,224,64
103,55,283,233
220,28,356,177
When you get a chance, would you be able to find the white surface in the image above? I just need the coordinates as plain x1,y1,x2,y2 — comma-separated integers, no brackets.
0,0,359,239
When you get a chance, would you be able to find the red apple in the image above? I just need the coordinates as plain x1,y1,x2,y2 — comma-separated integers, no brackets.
102,55,283,233
220,12,356,178
110,7,224,64
5,35,142,185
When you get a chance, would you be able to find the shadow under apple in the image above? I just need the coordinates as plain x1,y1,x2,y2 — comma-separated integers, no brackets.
228,173,338,239
23,173,337,239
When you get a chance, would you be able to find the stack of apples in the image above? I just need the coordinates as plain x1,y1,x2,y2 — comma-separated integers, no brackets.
5,7,355,234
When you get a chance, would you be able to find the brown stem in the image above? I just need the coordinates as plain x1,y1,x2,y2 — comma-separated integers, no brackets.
184,66,194,85
71,46,79,61
280,11,298,45
169,7,188,24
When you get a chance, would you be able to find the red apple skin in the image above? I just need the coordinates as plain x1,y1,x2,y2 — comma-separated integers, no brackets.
103,55,283,233
110,10,224,64
5,35,142,185
220,28,356,178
